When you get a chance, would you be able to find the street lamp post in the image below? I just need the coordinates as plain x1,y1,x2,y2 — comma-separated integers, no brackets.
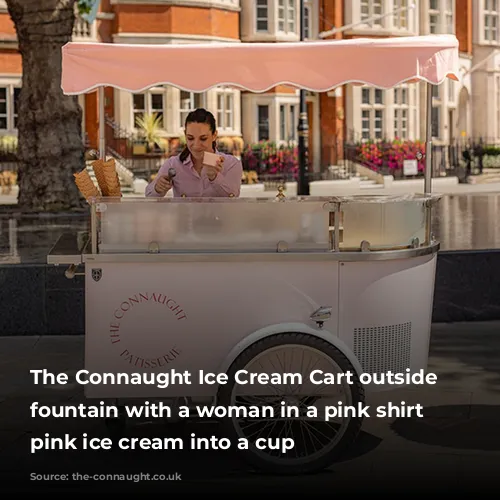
297,0,310,196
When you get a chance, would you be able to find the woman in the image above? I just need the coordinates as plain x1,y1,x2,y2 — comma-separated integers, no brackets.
145,108,242,198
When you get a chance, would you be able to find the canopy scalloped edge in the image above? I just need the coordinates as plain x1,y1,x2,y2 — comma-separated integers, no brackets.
60,75,460,96
61,34,461,95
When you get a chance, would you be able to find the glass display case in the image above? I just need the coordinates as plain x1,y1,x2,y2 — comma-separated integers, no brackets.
84,194,438,255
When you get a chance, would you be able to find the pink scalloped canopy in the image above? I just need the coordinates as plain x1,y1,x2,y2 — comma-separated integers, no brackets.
61,34,460,95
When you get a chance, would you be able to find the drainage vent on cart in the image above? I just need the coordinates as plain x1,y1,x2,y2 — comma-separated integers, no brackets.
353,322,412,376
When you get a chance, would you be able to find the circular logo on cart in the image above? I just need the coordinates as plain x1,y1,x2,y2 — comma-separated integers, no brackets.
109,292,187,367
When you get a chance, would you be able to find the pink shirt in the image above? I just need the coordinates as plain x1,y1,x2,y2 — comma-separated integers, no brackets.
145,151,242,198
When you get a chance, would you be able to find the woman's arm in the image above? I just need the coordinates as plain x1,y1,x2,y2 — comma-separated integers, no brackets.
145,158,174,197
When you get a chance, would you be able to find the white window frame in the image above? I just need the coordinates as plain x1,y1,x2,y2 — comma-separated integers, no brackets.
360,0,383,28
256,0,269,32
216,88,235,132
428,0,454,34
431,84,442,139
484,0,499,43
131,88,166,131
360,87,385,140
257,104,270,142
277,0,296,34
393,0,409,29
303,3,311,38
0,83,21,134
445,0,454,33
431,106,441,139
179,91,206,130
393,85,409,139
278,102,298,143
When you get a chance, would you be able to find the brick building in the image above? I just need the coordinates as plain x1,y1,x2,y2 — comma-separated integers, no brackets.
0,0,497,175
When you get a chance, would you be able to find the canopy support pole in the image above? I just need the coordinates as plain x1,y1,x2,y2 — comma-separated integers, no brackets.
297,0,310,196
424,82,433,245
424,82,433,195
99,86,106,160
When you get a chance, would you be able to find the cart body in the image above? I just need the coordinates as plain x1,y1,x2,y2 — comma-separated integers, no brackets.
46,34,460,474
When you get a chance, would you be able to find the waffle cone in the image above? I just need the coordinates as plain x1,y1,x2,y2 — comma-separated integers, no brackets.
91,159,110,196
74,169,100,201
102,158,122,197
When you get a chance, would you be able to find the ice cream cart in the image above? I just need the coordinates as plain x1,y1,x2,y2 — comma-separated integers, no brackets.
48,35,459,475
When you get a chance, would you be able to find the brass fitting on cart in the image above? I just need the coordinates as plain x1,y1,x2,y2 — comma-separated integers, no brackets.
360,240,371,252
65,264,84,279
276,185,286,201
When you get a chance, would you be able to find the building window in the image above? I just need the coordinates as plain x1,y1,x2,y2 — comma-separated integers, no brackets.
151,93,164,127
256,0,268,32
258,105,269,141
394,86,409,139
429,0,439,33
361,87,385,140
278,0,296,33
484,0,498,42
0,88,7,130
132,91,164,128
179,91,204,129
13,87,20,128
216,89,235,130
431,106,440,139
133,94,145,127
0,85,21,131
303,5,310,38
279,103,298,142
429,0,454,34
361,0,382,27
393,0,408,29
445,0,453,33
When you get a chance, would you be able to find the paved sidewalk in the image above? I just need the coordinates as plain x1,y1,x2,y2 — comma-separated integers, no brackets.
1,321,499,492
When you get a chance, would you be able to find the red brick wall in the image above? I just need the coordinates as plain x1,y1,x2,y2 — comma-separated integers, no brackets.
114,5,239,39
0,14,20,74
266,85,297,94
0,13,16,37
455,0,472,55
0,50,21,73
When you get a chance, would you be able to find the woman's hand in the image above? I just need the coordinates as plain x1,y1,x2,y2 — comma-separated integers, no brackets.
205,156,224,181
154,175,173,196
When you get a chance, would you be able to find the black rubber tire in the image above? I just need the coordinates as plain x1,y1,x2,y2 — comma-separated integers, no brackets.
217,332,365,475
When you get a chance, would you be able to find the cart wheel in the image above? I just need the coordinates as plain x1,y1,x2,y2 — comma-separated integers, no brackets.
105,406,127,443
217,332,365,475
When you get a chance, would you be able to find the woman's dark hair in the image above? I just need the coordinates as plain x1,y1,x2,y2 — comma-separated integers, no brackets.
179,108,217,162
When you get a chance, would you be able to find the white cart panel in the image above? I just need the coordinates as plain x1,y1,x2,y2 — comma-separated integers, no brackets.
85,260,340,398
338,253,437,391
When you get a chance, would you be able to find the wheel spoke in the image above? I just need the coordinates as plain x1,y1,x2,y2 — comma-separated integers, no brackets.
222,338,364,472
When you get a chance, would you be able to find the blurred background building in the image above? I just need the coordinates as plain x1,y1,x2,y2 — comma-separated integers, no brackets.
0,0,498,185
